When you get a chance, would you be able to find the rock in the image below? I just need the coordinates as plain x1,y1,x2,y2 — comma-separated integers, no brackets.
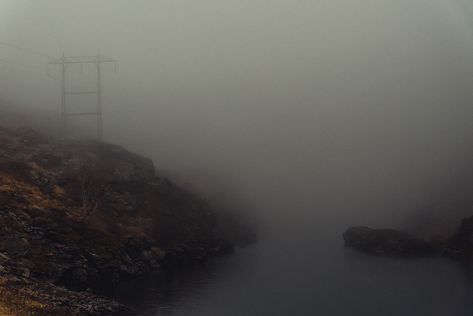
19,267,30,278
443,215,473,260
0,252,10,263
343,226,438,257
150,247,166,261
458,215,473,239
57,266,99,292
123,236,152,259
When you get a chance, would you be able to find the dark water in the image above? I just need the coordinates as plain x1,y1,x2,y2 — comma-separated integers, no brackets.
115,228,473,316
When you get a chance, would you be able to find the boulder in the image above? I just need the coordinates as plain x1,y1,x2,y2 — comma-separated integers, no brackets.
343,226,438,257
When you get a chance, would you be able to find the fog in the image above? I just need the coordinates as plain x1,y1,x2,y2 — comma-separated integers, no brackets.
2,0,473,234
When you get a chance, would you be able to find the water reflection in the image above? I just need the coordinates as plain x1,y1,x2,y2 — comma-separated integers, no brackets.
114,234,473,316
113,248,246,315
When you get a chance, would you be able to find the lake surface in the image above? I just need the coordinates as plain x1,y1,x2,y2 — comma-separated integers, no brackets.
115,228,473,316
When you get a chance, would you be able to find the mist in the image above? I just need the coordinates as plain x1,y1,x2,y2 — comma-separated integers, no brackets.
3,0,473,238
5,1,473,315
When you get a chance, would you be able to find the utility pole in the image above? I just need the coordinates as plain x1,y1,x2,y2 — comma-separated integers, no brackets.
48,51,116,140
97,52,102,140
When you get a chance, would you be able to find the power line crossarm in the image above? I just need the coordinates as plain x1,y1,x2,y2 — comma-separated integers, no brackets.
48,57,115,65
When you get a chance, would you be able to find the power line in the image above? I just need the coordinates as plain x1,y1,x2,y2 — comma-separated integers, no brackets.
0,41,53,59
0,58,54,80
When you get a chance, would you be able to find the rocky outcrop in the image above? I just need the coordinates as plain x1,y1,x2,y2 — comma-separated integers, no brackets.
0,126,246,314
344,214,473,261
343,226,438,257
443,215,473,261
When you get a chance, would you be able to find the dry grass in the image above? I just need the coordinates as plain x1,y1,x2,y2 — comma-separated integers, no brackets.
0,287,55,316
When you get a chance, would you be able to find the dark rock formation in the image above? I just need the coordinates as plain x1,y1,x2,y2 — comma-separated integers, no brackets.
343,226,438,257
0,126,251,315
443,215,473,260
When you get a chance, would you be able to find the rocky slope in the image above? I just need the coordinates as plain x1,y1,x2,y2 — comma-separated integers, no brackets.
0,126,240,315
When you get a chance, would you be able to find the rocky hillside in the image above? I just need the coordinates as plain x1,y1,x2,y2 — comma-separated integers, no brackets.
0,126,239,315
